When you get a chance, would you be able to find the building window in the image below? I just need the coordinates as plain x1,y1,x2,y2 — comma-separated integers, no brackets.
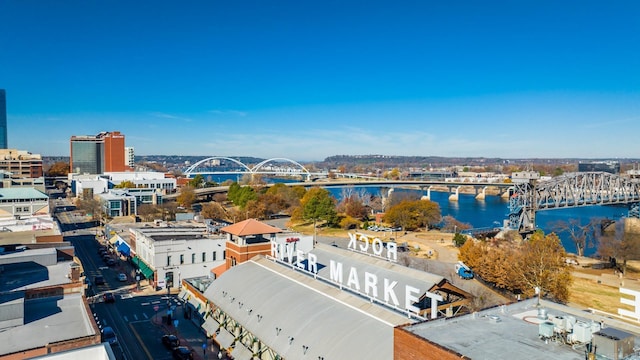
202,252,206,262
222,251,225,259
191,253,195,263
180,254,184,264
167,255,171,266
212,252,217,261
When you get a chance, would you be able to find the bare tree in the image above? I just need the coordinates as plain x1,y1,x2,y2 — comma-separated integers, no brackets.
597,219,640,275
551,218,600,256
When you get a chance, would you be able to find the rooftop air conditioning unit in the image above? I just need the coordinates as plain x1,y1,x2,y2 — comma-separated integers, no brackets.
571,322,592,344
539,321,554,339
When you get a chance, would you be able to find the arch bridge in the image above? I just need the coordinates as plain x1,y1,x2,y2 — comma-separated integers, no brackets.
183,157,320,181
508,172,640,232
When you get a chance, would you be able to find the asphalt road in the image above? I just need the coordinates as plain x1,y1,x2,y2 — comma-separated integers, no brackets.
66,228,181,360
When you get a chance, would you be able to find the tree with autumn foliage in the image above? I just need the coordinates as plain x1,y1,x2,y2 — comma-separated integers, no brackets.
176,186,196,208
512,231,572,303
383,199,441,231
114,180,136,189
46,161,70,176
200,202,229,222
459,231,572,303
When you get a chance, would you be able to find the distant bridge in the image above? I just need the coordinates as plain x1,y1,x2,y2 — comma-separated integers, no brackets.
508,172,640,232
165,179,514,201
183,157,326,181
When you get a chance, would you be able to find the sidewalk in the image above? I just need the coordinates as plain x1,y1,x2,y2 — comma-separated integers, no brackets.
151,299,228,360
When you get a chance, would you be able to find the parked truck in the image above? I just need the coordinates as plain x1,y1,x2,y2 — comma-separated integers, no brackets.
455,261,474,280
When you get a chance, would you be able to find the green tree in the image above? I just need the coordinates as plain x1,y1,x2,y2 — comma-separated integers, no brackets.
188,174,205,188
452,233,467,247
301,188,337,241
227,182,258,209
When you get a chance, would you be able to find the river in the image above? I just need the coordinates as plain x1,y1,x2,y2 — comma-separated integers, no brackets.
198,174,625,256
326,186,626,256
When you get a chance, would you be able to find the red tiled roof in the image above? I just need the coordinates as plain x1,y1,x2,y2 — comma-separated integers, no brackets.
220,219,283,236
212,263,227,278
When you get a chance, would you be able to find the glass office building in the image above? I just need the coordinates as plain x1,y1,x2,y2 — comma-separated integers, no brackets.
0,89,7,149
70,138,104,174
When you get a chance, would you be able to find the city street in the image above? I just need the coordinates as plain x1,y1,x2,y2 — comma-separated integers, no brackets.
65,225,220,360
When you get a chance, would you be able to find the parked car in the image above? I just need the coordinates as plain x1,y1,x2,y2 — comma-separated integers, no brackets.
102,326,118,345
172,346,193,360
103,292,116,303
162,334,180,349
106,258,117,267
94,275,105,285
118,273,127,282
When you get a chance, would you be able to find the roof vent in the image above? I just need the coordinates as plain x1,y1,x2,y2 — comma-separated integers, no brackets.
488,315,501,323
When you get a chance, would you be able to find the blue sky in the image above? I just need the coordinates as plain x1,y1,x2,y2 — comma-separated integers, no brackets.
1,1,638,161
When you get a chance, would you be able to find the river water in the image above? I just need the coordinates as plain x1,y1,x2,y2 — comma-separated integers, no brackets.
326,186,626,256
199,174,625,256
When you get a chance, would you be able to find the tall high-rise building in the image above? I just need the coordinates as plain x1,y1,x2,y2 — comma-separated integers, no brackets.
70,131,128,174
0,89,7,149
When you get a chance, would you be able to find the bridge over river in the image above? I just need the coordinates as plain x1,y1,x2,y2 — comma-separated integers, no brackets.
173,162,640,232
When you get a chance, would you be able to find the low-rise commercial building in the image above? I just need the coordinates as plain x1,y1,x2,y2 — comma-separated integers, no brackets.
0,187,49,219
396,297,640,359
0,148,43,178
0,248,100,359
129,223,226,290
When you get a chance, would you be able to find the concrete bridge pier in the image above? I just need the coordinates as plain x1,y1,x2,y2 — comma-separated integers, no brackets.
420,186,432,201
448,186,460,201
475,187,487,200
500,187,514,199
381,187,393,209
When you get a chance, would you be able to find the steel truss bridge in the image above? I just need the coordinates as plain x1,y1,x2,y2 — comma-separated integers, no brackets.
183,157,327,180
509,172,640,232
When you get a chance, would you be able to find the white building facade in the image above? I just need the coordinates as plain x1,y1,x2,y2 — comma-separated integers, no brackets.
131,226,226,290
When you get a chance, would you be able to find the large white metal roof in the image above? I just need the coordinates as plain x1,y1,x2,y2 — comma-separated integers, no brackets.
310,243,445,312
204,256,409,360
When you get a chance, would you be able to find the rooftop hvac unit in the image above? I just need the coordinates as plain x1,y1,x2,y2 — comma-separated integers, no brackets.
593,327,635,360
552,316,565,332
571,322,592,344
565,316,576,332
539,321,554,339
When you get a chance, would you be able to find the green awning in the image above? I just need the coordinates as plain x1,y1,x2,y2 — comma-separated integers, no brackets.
132,256,155,279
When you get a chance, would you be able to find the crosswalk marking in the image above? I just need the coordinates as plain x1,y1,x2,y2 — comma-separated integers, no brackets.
123,316,128,322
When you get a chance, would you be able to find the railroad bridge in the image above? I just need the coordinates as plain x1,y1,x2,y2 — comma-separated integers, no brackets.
508,172,640,232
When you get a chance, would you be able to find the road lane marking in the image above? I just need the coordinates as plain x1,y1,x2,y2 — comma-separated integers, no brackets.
143,313,148,319
134,314,138,321
128,322,154,360
123,316,128,322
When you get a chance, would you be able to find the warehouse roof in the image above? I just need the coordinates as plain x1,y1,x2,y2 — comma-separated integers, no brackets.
204,256,408,360
0,293,96,356
402,298,640,360
309,243,449,315
0,187,48,200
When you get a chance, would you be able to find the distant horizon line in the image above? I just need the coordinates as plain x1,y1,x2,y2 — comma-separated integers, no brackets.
38,154,640,162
